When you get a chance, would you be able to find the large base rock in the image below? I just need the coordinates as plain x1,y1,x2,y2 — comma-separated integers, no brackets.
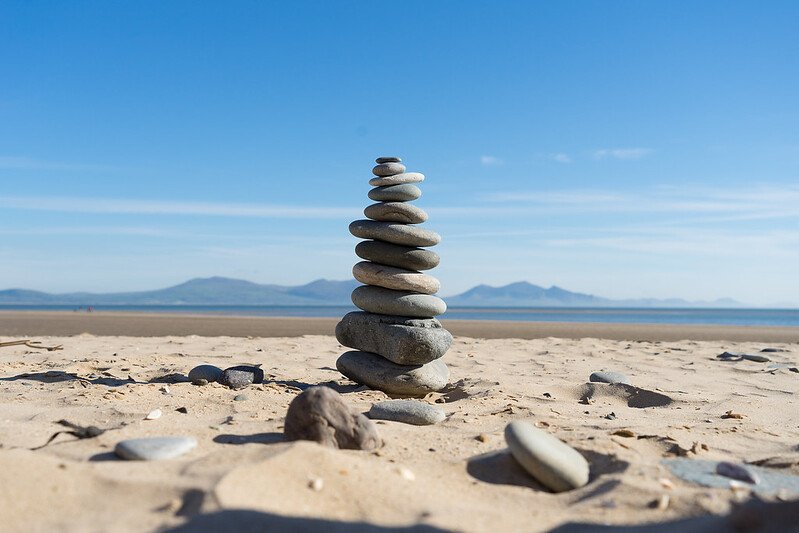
336,350,449,397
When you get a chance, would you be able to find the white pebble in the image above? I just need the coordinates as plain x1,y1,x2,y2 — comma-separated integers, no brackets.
145,409,162,420
308,478,324,491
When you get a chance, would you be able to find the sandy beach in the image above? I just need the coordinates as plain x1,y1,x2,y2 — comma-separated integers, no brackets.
1,313,798,531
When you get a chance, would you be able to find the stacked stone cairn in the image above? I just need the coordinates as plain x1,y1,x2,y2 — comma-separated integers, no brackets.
335,157,452,397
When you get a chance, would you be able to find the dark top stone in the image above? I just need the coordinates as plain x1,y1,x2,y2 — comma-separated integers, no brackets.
375,156,401,164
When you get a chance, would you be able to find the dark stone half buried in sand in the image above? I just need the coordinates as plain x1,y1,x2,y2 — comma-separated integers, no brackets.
336,351,449,396
372,162,406,176
364,202,428,224
335,311,452,365
349,219,440,248
367,184,422,202
188,364,223,385
352,261,440,294
351,285,447,318
219,365,265,389
368,172,425,187
284,386,382,451
355,240,440,271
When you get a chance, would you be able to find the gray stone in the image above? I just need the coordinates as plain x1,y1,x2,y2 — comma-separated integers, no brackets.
663,459,799,497
284,386,382,451
114,436,197,461
716,461,760,484
352,261,440,294
372,162,406,176
349,220,440,247
375,156,401,164
742,353,770,363
589,371,631,385
219,365,265,389
364,202,428,224
336,351,449,396
352,285,446,318
369,172,425,187
335,311,452,365
188,364,223,385
368,184,422,202
233,394,248,401
368,400,446,425
761,347,789,353
504,421,590,492
355,240,440,271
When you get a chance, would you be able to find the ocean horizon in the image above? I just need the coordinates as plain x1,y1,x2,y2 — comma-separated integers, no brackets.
2,305,798,327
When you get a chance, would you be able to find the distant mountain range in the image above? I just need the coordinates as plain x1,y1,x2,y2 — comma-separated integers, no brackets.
0,277,751,308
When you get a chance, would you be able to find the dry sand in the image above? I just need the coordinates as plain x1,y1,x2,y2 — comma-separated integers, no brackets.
0,313,798,531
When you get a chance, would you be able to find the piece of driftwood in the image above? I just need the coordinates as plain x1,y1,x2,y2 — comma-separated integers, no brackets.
0,339,63,351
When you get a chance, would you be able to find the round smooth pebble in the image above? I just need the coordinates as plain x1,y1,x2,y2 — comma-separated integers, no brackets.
336,351,450,396
589,371,631,386
368,184,422,202
349,220,440,247
352,285,446,318
504,421,590,492
372,162,406,176
114,436,197,461
335,311,452,365
369,172,425,187
355,240,440,271
376,156,401,164
364,202,428,224
284,386,381,450
188,364,223,385
219,365,265,389
368,400,445,425
233,394,248,401
353,261,440,294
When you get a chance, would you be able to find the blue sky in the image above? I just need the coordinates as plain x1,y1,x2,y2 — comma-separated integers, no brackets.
1,1,798,305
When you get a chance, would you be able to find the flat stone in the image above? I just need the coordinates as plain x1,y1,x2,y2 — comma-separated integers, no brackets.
352,285,446,318
742,354,770,363
349,220,440,247
355,240,440,271
188,364,223,385
336,351,449,396
375,156,401,164
284,386,382,450
589,371,631,385
504,421,589,492
368,184,422,202
663,459,799,497
114,436,197,461
368,400,446,425
233,394,248,401
219,365,265,389
372,162,405,177
369,172,425,187
335,311,452,365
761,347,789,353
352,261,440,294
364,202,428,224
716,461,760,484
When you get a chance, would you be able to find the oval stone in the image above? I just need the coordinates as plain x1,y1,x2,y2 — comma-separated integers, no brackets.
504,421,590,492
336,351,449,396
188,364,223,385
368,400,446,425
368,184,422,202
349,220,440,247
364,202,428,224
372,162,406,176
355,240,440,271
335,311,452,365
114,436,197,461
352,285,446,318
353,261,440,294
589,371,631,386
219,365,265,389
376,156,401,164
369,172,425,187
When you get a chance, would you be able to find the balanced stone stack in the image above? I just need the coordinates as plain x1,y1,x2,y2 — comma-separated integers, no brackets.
335,157,452,397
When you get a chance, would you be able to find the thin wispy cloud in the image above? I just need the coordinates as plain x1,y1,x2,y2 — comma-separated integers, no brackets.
551,153,572,163
480,155,503,166
592,148,653,160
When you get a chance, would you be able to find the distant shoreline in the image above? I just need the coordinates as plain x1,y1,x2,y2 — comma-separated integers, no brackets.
1,310,797,342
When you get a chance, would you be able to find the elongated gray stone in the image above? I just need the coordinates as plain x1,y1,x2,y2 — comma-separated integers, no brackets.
349,220,440,247
369,172,425,187
355,240,440,271
504,421,589,492
368,400,446,425
115,436,197,461
368,184,422,202
375,156,401,164
353,261,440,294
373,162,406,176
364,202,428,224
335,311,452,365
352,285,446,318
336,351,449,396
589,371,631,385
